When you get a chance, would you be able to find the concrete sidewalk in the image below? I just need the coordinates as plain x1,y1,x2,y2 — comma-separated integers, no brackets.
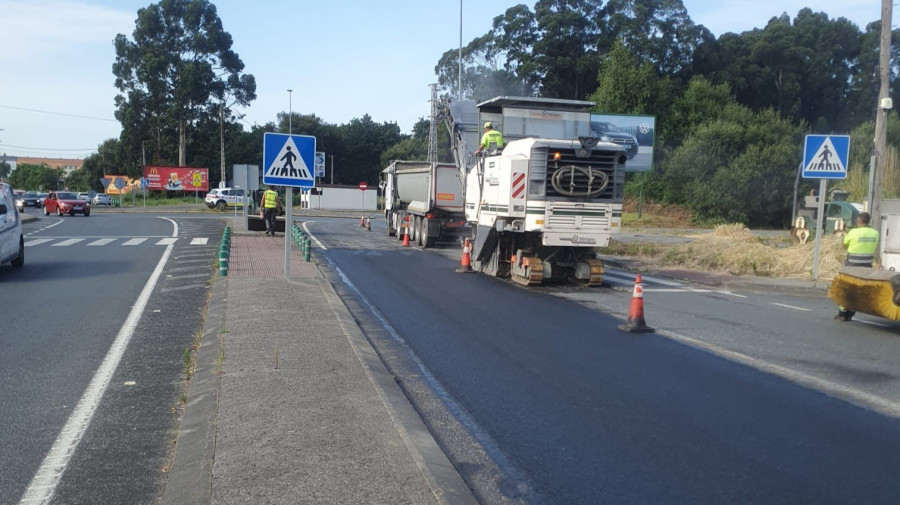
163,234,477,505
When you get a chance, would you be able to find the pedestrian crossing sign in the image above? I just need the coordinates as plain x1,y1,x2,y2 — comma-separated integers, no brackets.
802,134,850,179
263,133,316,188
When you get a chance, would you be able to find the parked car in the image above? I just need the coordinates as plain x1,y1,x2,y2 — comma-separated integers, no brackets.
37,192,49,207
20,192,41,208
92,193,112,206
76,192,92,202
13,191,25,213
205,188,248,210
0,182,24,268
43,191,90,217
590,121,640,159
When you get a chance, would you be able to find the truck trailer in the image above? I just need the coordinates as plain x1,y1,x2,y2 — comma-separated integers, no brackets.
381,161,468,248
441,96,627,286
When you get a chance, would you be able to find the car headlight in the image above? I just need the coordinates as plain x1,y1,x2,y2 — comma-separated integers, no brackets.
599,135,612,142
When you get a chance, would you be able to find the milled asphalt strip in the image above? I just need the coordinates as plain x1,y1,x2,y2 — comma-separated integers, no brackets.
18,218,179,505
162,276,226,505
318,273,479,505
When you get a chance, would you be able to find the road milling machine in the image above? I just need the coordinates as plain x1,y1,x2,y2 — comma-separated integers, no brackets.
441,96,627,286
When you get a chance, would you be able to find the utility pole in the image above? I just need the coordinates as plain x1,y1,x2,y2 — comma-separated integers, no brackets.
428,83,439,163
220,104,225,186
869,0,893,242
458,0,463,100
330,154,334,185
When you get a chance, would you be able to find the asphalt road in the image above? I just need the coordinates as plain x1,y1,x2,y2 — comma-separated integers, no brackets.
307,216,900,505
1,213,223,505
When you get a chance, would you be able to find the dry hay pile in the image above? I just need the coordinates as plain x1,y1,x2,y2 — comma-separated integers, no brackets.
650,224,846,278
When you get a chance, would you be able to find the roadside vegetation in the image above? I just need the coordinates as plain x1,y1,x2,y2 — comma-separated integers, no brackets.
613,201,847,279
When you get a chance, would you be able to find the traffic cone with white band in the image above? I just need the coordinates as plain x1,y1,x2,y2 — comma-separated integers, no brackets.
618,274,655,333
456,238,474,273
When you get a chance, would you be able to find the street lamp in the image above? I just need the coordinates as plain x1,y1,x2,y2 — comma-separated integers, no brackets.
287,89,293,134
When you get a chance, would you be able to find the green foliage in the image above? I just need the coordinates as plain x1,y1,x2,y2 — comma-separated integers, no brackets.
9,164,59,191
0,161,11,181
113,0,256,168
661,107,803,226
590,41,670,116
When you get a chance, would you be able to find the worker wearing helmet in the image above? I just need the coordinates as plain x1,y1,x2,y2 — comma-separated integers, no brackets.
835,212,880,321
474,121,504,156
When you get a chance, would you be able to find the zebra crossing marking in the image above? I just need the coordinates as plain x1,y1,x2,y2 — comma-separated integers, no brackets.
52,239,84,247
122,238,148,246
87,238,117,246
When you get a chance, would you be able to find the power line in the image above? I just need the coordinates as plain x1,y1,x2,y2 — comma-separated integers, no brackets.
0,104,117,122
0,143,96,152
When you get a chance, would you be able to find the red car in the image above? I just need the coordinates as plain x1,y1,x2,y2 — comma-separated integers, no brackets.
43,191,91,217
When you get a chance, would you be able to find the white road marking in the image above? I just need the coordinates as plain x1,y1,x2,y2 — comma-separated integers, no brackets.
24,239,53,246
659,329,900,419
156,238,178,246
52,239,83,247
716,290,748,298
87,238,116,246
122,238,147,246
190,237,208,245
18,218,178,505
857,319,889,327
301,221,327,250
771,302,811,312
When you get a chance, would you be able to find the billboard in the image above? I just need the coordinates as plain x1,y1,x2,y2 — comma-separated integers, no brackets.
143,166,209,192
590,114,656,172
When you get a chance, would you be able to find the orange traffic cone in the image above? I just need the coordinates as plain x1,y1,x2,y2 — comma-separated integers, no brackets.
618,274,655,333
365,217,371,231
402,225,410,247
359,214,365,227
456,238,474,273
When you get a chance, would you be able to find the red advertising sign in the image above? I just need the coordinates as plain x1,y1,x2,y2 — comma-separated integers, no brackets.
143,166,209,192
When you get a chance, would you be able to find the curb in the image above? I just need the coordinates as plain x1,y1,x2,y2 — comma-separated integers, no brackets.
317,271,480,505
162,277,227,505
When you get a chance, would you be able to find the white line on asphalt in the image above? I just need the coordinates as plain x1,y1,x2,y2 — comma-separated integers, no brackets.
659,329,900,419
190,237,208,245
24,239,53,246
715,290,748,298
87,238,116,246
122,238,148,246
155,237,178,246
301,221,327,250
25,219,64,236
18,219,178,505
52,239,84,247
857,319,889,327
771,302,811,312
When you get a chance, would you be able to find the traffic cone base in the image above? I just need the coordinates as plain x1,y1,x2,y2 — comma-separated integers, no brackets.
365,217,372,231
359,214,365,227
618,274,655,333
456,238,474,273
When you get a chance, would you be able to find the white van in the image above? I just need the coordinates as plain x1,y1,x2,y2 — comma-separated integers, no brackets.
0,182,24,268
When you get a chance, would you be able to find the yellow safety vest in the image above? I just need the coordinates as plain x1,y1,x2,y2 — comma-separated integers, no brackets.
480,129,504,149
263,190,278,209
844,225,879,266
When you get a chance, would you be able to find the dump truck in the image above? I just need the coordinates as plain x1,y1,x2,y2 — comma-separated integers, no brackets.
381,161,467,248
440,96,627,286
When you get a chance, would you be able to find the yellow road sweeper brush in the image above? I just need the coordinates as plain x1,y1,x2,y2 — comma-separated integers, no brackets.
828,266,900,320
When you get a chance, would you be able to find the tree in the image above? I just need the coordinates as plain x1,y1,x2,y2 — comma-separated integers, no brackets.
0,161,10,181
660,106,803,226
590,41,672,117
532,0,602,99
9,164,58,192
113,0,256,168
81,138,128,191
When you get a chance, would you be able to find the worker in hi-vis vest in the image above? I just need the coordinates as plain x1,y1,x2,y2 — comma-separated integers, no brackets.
835,211,879,321
260,187,282,236
474,121,504,156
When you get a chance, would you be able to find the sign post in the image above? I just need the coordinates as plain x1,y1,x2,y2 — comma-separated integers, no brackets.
359,182,368,209
802,134,850,280
263,133,316,279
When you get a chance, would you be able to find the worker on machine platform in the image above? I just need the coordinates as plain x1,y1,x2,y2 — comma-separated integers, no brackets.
474,121,504,156
835,211,880,321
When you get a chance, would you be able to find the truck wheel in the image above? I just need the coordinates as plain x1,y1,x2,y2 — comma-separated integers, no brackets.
410,216,419,243
421,218,435,248
386,212,395,236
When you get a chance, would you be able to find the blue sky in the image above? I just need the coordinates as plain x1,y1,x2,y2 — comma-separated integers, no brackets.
0,0,893,160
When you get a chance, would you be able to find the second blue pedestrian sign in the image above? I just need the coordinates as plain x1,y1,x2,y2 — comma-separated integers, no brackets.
802,134,850,179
